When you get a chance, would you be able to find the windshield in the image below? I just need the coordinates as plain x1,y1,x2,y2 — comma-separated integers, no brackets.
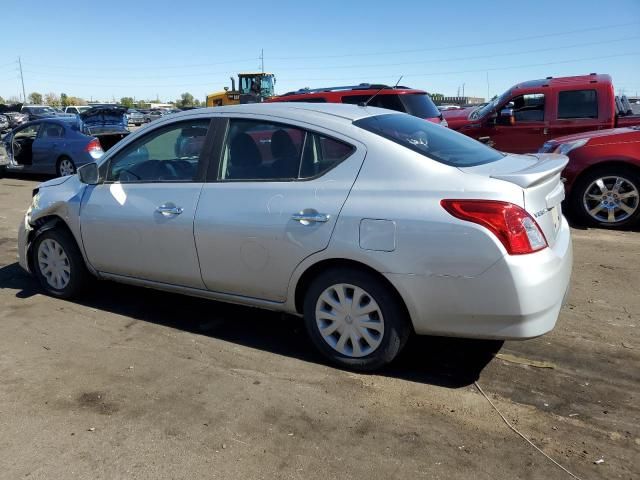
354,113,504,167
399,93,441,119
470,89,512,120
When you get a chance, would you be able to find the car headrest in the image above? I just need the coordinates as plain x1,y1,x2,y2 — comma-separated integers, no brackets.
271,129,298,160
229,133,261,168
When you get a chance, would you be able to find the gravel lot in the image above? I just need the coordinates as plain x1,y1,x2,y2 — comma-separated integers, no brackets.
0,174,638,480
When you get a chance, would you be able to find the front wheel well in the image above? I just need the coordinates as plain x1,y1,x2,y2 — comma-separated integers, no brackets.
27,215,75,271
293,258,412,325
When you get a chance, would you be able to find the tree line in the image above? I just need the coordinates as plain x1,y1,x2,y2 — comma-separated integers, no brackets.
1,92,203,108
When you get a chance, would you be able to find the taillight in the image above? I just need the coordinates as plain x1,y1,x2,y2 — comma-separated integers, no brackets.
85,138,104,159
441,200,547,255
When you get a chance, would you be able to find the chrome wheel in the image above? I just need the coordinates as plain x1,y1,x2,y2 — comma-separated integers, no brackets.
583,175,639,224
37,238,71,290
315,283,384,358
58,158,75,176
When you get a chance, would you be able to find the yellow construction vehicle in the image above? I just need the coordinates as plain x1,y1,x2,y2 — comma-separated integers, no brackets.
206,72,276,107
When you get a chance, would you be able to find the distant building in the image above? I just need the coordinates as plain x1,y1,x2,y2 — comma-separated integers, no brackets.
431,96,485,106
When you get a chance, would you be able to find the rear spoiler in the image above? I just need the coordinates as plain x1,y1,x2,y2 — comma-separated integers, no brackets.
490,154,569,188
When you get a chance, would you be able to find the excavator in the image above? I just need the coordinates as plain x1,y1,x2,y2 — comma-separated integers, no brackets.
206,72,276,107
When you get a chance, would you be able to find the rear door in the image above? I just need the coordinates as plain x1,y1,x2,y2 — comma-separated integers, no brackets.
80,118,213,288
32,122,64,169
194,117,364,302
546,89,602,140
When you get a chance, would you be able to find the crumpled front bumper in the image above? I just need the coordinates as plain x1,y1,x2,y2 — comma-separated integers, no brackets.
17,212,33,274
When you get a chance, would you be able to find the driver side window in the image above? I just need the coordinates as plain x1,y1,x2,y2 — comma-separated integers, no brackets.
506,93,545,122
107,120,209,183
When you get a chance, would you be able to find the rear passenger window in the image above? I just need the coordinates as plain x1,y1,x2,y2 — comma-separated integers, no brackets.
219,119,354,181
300,134,354,178
558,90,598,119
342,94,405,112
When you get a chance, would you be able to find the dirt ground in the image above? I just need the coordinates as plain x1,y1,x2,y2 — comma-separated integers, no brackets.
0,174,638,480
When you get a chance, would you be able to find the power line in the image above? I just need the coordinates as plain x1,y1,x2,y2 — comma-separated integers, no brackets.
19,35,640,82
20,57,260,71
270,21,640,60
16,51,638,89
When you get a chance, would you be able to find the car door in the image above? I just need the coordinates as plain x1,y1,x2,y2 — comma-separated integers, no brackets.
80,118,213,288
32,122,64,169
194,117,365,302
9,123,41,166
491,93,547,153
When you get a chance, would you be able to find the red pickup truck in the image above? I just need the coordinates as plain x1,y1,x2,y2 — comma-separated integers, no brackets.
443,74,640,153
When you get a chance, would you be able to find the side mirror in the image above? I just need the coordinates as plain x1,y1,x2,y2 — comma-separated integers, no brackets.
78,162,99,185
498,108,515,126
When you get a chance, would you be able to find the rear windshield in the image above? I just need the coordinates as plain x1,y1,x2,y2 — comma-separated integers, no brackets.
398,93,441,119
354,113,504,167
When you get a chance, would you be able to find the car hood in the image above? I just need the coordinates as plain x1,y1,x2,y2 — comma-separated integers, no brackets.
80,106,127,124
544,127,638,145
441,107,476,129
38,174,75,189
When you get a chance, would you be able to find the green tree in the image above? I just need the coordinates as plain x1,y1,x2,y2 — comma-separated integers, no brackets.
136,99,147,109
120,97,135,108
176,92,195,108
66,96,86,106
28,92,43,104
44,92,60,106
60,93,69,107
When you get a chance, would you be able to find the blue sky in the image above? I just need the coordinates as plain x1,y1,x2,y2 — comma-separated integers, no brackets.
1,0,639,103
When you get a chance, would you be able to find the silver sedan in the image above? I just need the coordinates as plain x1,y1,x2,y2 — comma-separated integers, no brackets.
17,103,572,370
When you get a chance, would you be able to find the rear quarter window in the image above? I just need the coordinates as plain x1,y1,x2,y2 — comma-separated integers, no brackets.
354,113,503,167
557,89,598,119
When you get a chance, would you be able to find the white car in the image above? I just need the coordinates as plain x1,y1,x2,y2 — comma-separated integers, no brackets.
64,106,92,115
17,103,572,370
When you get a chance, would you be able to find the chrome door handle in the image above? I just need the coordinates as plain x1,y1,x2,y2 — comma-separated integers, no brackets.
156,204,184,216
292,212,330,224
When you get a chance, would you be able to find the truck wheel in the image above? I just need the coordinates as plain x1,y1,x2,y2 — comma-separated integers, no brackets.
303,268,410,371
571,166,640,228
32,228,91,299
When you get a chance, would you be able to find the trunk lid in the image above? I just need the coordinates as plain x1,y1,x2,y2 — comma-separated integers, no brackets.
79,106,129,135
460,153,568,246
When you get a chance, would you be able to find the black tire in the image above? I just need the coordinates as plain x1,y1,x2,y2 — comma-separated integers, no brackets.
32,228,91,299
56,156,76,177
303,268,410,371
570,165,640,228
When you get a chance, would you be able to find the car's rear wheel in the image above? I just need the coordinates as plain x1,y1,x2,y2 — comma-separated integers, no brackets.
32,228,90,299
57,157,76,177
303,268,410,371
571,166,640,228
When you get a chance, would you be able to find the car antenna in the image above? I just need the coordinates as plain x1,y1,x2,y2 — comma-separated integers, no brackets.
360,76,403,107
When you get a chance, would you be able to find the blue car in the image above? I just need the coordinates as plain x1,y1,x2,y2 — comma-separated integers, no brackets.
2,106,129,177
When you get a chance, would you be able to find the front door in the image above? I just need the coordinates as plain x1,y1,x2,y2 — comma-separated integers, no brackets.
9,123,41,166
491,93,547,153
194,118,365,302
80,119,212,288
32,122,64,169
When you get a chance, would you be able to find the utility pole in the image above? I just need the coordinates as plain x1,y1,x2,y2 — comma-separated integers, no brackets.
462,83,465,98
18,57,26,102
486,72,490,101
260,49,264,73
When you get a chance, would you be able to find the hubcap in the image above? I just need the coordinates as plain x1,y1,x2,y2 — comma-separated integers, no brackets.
583,176,639,224
59,159,75,176
37,239,71,290
315,283,384,358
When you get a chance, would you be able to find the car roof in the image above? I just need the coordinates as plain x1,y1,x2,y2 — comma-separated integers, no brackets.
173,102,398,124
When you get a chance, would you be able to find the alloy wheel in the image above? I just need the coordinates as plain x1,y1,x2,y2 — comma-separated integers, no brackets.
315,283,384,358
37,238,71,290
58,158,75,176
582,175,639,224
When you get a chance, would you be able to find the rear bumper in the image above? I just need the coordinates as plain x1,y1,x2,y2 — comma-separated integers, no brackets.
387,216,573,339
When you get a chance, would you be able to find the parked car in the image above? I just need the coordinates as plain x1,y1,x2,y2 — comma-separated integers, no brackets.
2,106,129,177
125,108,145,126
539,126,640,228
144,109,168,122
267,83,448,126
0,103,29,128
16,103,572,370
0,114,8,132
64,106,92,115
443,74,640,153
21,105,75,121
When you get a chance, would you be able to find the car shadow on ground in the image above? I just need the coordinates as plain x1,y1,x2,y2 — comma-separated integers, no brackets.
0,262,502,388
